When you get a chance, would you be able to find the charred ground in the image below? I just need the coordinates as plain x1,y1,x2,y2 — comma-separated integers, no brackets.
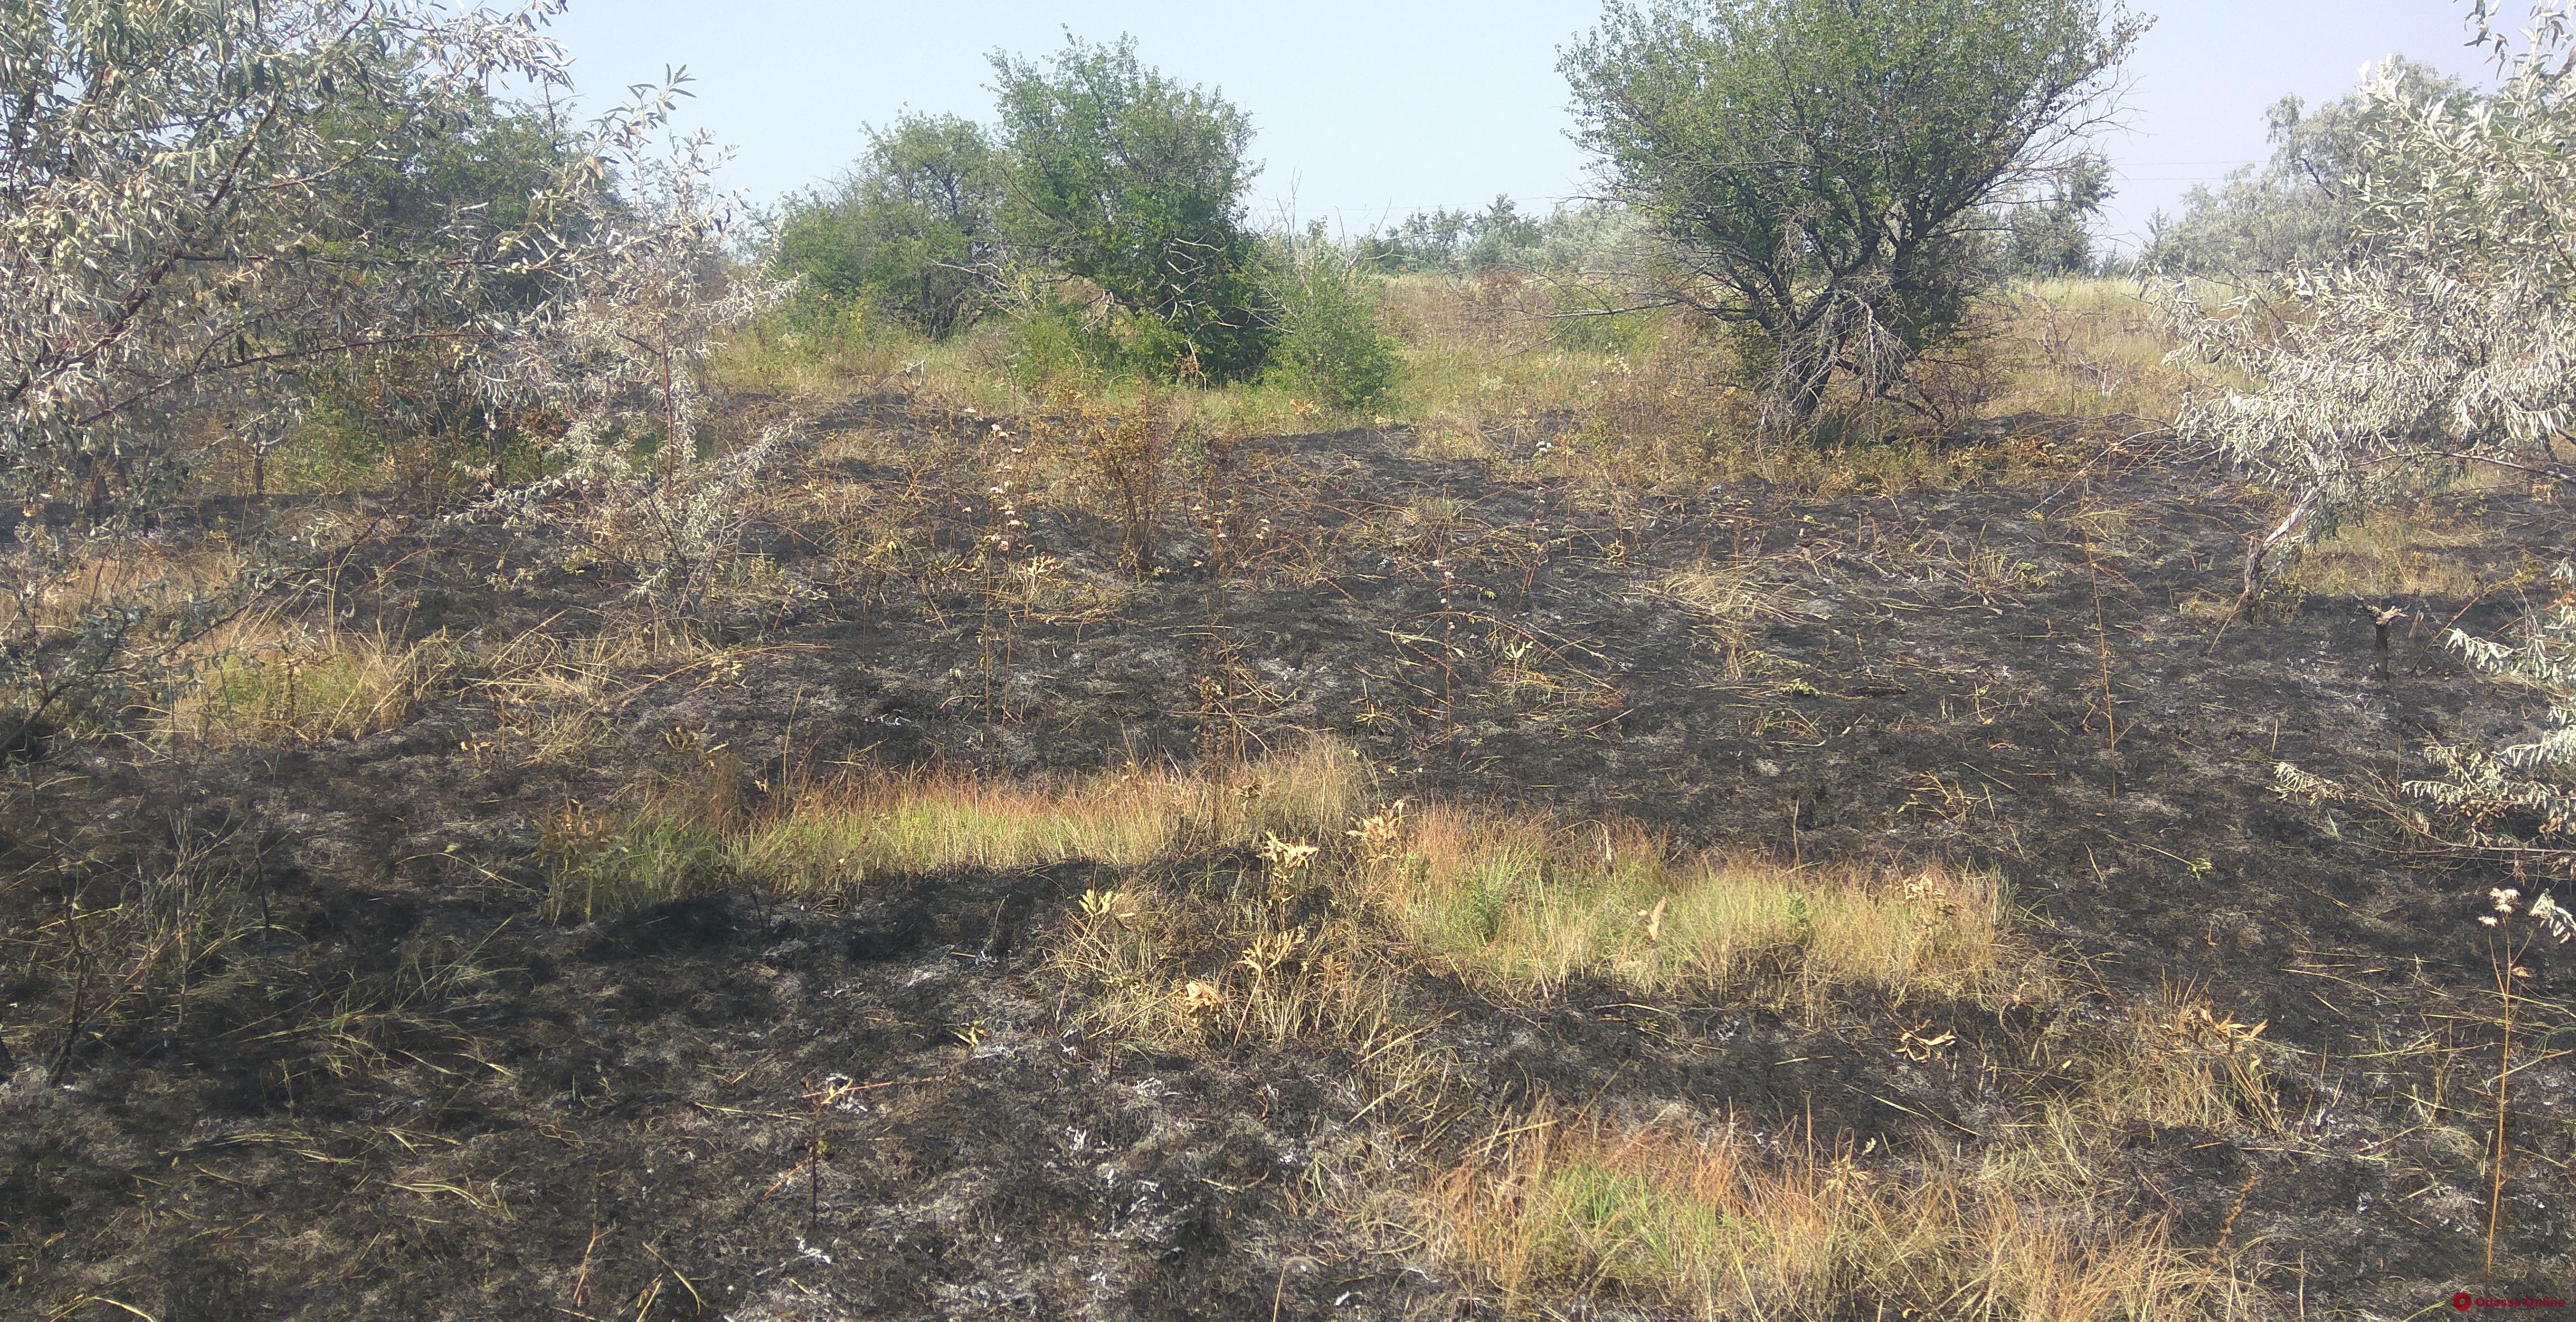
4,402,2572,1320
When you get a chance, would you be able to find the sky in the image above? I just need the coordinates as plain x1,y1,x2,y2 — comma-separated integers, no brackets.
539,1,2513,254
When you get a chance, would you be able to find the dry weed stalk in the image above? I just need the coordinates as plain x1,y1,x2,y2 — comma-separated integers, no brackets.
1039,384,1190,579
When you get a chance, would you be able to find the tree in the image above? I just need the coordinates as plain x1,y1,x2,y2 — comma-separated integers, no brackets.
1357,196,1565,274
1563,0,2143,438
0,0,577,750
2161,35,2576,604
989,35,1270,378
2170,2,2576,887
770,114,1002,337
0,1,783,748
2142,60,2474,278
2000,154,2114,278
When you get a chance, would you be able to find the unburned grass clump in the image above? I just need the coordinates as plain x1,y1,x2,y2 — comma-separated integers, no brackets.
1360,805,2025,1007
736,741,1362,896
1424,1111,2230,1321
2286,503,2506,602
534,742,1366,922
1990,991,2284,1198
173,625,444,744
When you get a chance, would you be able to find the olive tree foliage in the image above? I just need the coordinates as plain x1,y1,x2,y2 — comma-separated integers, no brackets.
2160,7,2576,602
2405,566,2576,861
1563,0,2143,439
989,35,1270,379
2142,60,2474,279
0,0,579,748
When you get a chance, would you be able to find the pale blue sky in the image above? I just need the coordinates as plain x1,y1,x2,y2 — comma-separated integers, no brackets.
542,1,2509,253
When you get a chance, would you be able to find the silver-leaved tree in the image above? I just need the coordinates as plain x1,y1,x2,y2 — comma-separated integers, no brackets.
1,1,576,750
2162,2,2576,606
1,0,782,752
466,101,792,614
2203,1,2576,898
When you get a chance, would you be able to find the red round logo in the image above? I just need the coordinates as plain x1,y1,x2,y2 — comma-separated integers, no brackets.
2455,1293,2474,1311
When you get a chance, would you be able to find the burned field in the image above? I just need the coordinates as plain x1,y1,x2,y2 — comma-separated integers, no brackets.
4,404,2572,1320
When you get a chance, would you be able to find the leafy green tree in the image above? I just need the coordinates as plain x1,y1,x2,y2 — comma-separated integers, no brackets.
770,114,1002,337
1999,154,2114,278
1564,0,2142,437
989,35,1270,378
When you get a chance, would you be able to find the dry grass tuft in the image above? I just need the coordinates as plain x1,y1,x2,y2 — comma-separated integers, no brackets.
735,741,1363,897
1361,805,2025,1006
2285,504,2503,601
536,742,1366,923
1996,279,2195,421
172,623,445,743
1424,1109,2229,1320
2056,990,2280,1135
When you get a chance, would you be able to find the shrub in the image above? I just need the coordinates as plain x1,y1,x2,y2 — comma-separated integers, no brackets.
990,35,1272,379
1263,225,1400,410
1001,290,1193,390
769,113,1002,338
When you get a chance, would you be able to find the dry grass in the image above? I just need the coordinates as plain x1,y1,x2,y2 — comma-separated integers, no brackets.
1050,873,1395,1050
736,741,1363,897
1423,1109,2234,1321
534,742,1366,922
1360,805,2029,1007
1988,991,2282,1203
171,623,443,743
2286,504,2504,601
1995,279,2195,422
0,543,244,636
711,274,2185,517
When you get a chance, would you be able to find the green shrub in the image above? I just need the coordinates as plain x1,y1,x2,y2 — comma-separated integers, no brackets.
991,35,1273,378
1001,293,1192,390
769,114,1001,338
1264,226,1398,409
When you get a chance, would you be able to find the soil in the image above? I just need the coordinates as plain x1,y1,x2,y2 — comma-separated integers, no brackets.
4,401,2572,1320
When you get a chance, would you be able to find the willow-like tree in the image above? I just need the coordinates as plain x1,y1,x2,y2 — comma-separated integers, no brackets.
1564,0,2143,438
2167,2,2576,878
0,0,779,750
